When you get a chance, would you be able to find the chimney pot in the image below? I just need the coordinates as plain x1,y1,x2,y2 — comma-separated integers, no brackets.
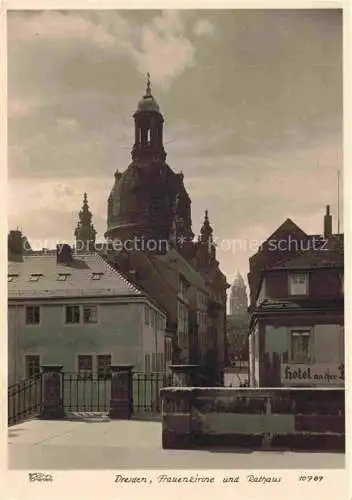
56,244,73,265
324,205,332,239
8,230,23,255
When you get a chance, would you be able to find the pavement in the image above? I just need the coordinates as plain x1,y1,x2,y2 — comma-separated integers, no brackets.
8,415,345,470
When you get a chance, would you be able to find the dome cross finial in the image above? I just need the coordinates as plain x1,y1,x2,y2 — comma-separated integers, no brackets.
146,72,151,96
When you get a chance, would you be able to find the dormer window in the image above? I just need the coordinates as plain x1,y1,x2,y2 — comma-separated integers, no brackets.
29,274,43,282
57,273,70,282
8,274,18,282
289,274,308,296
91,272,104,280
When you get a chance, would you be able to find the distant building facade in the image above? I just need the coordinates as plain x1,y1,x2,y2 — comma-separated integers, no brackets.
225,273,249,386
248,206,344,388
229,273,248,316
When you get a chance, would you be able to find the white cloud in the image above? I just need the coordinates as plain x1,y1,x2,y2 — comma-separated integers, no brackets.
8,11,210,91
8,11,116,48
130,11,195,89
193,19,215,37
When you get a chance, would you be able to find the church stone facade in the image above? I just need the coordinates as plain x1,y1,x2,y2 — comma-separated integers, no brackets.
103,77,229,383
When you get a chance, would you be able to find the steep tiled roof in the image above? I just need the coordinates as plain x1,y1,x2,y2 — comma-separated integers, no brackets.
8,252,143,299
266,236,343,270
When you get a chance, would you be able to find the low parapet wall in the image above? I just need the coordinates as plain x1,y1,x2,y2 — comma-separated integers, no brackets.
160,388,345,452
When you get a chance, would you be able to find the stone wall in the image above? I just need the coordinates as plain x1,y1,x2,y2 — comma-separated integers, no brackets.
161,387,344,452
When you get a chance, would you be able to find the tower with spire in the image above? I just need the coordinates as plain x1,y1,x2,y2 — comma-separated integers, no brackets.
105,73,193,250
229,273,248,316
74,193,97,252
196,210,216,269
131,72,167,162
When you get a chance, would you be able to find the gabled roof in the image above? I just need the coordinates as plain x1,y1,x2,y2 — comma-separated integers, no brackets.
8,252,143,299
268,217,307,238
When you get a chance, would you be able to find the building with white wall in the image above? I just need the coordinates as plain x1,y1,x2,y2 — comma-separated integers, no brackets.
8,242,166,384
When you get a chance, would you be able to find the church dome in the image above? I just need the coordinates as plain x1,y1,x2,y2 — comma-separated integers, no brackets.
137,94,160,113
135,73,160,113
106,161,177,241
105,74,193,248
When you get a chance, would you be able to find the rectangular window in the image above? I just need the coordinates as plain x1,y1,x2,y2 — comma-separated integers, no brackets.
25,306,40,325
78,355,93,379
144,353,151,373
65,305,80,324
152,353,157,372
8,274,18,282
289,274,308,296
165,338,172,364
144,305,149,325
97,354,111,379
25,355,40,378
83,305,98,324
290,330,312,362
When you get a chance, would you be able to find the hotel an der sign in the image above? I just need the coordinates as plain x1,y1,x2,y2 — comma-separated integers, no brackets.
281,363,344,387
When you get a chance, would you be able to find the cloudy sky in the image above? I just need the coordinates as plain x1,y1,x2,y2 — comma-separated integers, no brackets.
7,9,343,289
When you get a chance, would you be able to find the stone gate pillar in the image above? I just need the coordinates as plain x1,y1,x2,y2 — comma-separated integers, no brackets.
161,388,193,449
109,364,134,419
40,365,64,419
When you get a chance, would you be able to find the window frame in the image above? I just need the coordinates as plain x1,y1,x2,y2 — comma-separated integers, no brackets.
144,353,151,374
288,273,309,296
64,304,99,325
289,328,313,363
83,305,98,324
65,305,81,325
96,354,112,380
144,304,150,325
77,354,93,379
24,354,41,378
25,305,41,326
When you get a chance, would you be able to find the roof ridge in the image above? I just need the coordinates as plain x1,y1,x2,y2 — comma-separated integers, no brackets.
96,253,142,295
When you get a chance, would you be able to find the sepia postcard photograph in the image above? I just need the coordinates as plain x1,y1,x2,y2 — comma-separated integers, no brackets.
2,2,349,499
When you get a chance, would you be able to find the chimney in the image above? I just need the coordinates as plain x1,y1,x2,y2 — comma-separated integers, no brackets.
324,205,332,239
56,243,73,265
8,230,23,255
